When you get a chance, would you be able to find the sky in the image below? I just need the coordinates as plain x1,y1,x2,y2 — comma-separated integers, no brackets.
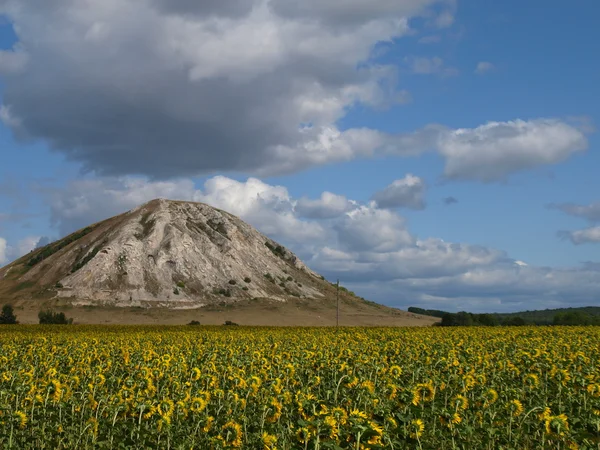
0,0,599,313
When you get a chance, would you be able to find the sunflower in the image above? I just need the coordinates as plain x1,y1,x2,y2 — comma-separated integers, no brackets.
508,399,524,417
451,413,462,425
261,431,277,450
586,383,600,398
331,407,348,425
202,416,215,432
323,415,339,440
266,398,282,423
411,382,435,406
190,397,207,413
453,394,469,411
87,417,99,438
221,420,243,448
524,373,540,389
389,365,403,377
295,427,313,444
14,410,27,429
545,414,569,436
483,388,498,407
157,399,175,424
409,418,425,439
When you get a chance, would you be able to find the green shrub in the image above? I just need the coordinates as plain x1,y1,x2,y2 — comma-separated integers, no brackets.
0,304,18,324
228,279,237,285
38,310,72,324
223,320,239,326
264,273,275,283
188,320,201,325
173,288,180,295
176,281,185,288
244,277,251,283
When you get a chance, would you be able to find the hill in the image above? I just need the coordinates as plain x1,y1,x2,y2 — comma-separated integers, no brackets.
0,199,436,326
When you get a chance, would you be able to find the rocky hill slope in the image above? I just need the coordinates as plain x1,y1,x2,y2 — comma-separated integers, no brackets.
0,199,340,307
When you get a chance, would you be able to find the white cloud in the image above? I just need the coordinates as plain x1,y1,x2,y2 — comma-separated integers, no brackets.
371,174,426,209
39,175,600,312
335,206,414,252
475,61,494,75
0,235,43,266
436,119,588,181
548,201,600,223
405,56,458,76
0,0,441,178
49,177,199,235
195,176,327,244
0,238,7,265
296,192,356,219
0,105,22,129
434,11,454,28
559,226,600,245
16,236,40,257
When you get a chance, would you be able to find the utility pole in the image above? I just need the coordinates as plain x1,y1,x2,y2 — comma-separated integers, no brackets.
336,279,339,327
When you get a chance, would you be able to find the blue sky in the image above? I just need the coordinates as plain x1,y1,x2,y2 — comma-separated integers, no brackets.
1,0,599,312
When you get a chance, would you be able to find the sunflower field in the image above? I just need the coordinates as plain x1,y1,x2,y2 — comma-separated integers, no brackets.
0,325,599,449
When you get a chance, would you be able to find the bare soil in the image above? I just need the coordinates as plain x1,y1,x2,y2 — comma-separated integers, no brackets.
4,297,439,327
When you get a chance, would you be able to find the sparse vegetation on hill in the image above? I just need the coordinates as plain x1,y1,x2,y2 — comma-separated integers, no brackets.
71,240,107,273
134,212,156,240
264,241,287,260
26,226,95,267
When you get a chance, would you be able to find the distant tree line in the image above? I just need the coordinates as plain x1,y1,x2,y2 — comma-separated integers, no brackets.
409,306,600,327
438,312,526,327
553,311,600,326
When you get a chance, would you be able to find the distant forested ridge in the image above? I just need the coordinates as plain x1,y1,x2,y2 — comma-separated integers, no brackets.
408,306,600,326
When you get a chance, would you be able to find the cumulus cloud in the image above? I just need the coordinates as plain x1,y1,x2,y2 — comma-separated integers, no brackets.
35,236,51,249
0,235,45,266
48,175,327,247
548,201,600,223
35,174,600,311
436,119,588,182
335,207,414,252
0,2,589,183
194,176,328,244
48,178,199,235
0,0,443,178
475,61,494,75
405,56,458,76
296,192,355,219
0,237,7,265
371,174,426,209
16,236,40,257
558,227,600,245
